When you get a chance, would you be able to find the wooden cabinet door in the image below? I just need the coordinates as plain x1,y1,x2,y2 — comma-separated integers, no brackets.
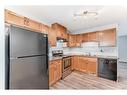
49,62,56,86
71,57,74,70
48,28,56,46
99,28,116,46
62,31,68,40
76,34,83,47
61,30,65,38
57,29,62,38
64,33,68,41
78,56,83,71
52,23,67,39
41,24,49,34
83,33,89,42
88,32,98,42
59,24,67,39
24,18,41,32
73,56,79,70
52,23,62,38
87,58,97,75
55,60,62,81
49,60,62,86
80,57,88,72
68,34,76,47
5,9,24,27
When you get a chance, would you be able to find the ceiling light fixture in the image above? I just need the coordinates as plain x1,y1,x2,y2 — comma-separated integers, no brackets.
73,10,98,20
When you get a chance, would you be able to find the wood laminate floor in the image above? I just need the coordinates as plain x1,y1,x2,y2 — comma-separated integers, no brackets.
50,71,127,89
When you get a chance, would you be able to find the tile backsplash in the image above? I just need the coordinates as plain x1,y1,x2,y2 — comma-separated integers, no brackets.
49,41,118,57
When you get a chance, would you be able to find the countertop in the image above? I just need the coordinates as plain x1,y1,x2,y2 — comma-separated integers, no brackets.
49,56,63,61
49,53,118,61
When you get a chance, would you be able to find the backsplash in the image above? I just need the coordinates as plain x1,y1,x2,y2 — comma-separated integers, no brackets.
49,41,118,57
66,46,118,56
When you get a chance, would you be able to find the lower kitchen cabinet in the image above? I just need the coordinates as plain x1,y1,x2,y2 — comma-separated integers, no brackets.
79,57,87,72
72,56,98,75
87,58,98,75
71,57,74,70
49,59,62,86
73,56,79,71
49,63,55,86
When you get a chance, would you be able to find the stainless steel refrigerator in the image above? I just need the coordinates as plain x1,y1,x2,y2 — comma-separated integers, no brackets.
5,25,49,89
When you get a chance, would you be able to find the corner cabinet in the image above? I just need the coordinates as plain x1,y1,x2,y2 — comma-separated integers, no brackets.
52,23,68,40
76,34,83,47
49,60,62,86
68,34,77,47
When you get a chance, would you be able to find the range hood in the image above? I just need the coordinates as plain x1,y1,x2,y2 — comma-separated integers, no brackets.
57,37,68,42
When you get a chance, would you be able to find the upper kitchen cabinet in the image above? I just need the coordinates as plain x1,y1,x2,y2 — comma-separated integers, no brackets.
24,17,42,32
99,28,116,47
88,32,99,42
68,34,76,47
48,28,57,47
76,34,83,47
41,24,49,34
5,9,42,32
52,23,68,40
83,33,89,42
5,9,24,27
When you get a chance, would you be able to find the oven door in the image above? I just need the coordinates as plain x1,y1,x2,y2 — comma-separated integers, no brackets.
63,57,71,70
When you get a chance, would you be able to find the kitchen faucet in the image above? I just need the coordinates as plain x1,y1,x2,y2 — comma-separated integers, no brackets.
85,52,91,56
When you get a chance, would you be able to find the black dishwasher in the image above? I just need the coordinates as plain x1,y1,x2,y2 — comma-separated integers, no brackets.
98,58,117,81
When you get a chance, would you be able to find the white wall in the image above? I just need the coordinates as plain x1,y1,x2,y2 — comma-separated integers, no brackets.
5,6,50,26
70,18,127,36
0,5,5,89
71,23,118,34
117,18,127,36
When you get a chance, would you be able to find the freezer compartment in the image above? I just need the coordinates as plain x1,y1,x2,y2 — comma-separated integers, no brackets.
9,55,49,89
10,26,48,58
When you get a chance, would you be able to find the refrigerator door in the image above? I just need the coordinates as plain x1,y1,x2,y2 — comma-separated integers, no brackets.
9,55,49,89
10,26,48,58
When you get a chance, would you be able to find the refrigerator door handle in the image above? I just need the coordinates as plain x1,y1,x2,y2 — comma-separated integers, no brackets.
46,55,49,75
10,57,18,60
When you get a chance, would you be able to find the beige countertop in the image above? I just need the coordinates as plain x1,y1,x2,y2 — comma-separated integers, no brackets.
49,53,118,61
49,56,63,61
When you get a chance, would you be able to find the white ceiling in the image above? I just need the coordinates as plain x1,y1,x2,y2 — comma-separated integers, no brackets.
5,6,127,33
